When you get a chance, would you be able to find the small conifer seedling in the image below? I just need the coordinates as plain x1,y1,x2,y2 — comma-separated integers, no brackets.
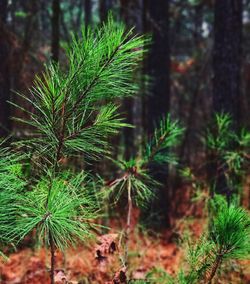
5,16,146,284
206,112,250,200
146,196,250,284
105,115,184,270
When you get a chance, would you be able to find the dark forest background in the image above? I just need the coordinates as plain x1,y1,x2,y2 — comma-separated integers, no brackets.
0,0,250,219
1,1,250,283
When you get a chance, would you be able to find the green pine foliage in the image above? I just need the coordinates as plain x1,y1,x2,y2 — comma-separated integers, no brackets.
206,112,250,195
12,15,147,167
8,15,146,243
146,196,250,284
106,158,158,208
1,16,147,283
103,114,184,270
181,112,250,205
143,114,184,166
209,196,250,260
6,173,99,251
107,114,184,208
0,146,26,257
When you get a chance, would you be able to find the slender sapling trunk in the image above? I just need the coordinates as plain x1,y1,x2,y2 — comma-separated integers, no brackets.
124,177,132,267
207,252,223,284
49,231,55,284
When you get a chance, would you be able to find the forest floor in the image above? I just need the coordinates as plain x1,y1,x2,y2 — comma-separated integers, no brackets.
1,185,250,284
0,216,250,284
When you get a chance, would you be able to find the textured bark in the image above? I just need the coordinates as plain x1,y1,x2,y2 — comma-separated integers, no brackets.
51,0,60,62
120,0,143,159
0,0,8,23
143,0,170,227
13,0,38,89
212,0,243,198
99,0,116,22
213,0,242,125
0,8,11,137
84,0,92,26
143,0,170,133
49,232,55,284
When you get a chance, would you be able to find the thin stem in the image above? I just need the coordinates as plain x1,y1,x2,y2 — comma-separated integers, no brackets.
124,177,132,267
206,252,223,284
49,231,55,284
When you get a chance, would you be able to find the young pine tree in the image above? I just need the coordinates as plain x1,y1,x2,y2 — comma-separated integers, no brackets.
105,115,184,270
206,113,250,201
146,196,250,284
1,16,146,284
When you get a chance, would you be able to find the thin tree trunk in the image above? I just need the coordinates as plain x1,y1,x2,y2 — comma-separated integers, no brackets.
206,253,223,284
49,231,55,284
51,0,60,62
124,177,132,267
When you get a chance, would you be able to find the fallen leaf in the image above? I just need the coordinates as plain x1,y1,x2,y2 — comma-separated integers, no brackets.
54,269,67,283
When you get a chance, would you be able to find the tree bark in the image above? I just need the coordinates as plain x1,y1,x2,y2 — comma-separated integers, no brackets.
212,0,243,198
0,0,8,23
143,0,170,133
84,0,92,26
51,0,60,62
143,0,171,227
213,0,242,126
99,0,116,22
0,6,11,137
49,231,55,284
120,0,143,159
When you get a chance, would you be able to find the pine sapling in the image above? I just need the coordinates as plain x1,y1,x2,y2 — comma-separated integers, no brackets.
105,115,184,270
206,112,250,201
7,16,146,284
146,196,250,284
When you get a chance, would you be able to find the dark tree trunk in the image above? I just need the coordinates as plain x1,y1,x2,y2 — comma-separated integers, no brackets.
213,0,242,125
99,0,115,22
143,0,170,133
0,0,8,23
212,0,243,198
0,3,11,137
12,0,38,89
51,0,60,62
84,0,92,26
143,0,171,227
120,0,143,159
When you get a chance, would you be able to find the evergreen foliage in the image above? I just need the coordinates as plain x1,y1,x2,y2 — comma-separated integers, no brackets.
1,16,146,283
206,113,250,196
0,13,249,284
0,145,26,258
104,114,184,269
144,114,184,166
5,173,99,251
146,196,250,284
107,114,184,208
12,15,146,167
181,112,250,204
